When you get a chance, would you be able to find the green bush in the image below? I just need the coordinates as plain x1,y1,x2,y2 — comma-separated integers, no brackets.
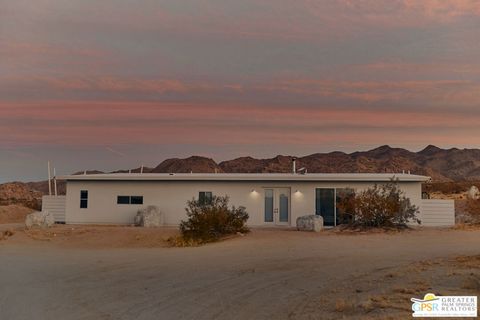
179,195,249,243
339,180,420,228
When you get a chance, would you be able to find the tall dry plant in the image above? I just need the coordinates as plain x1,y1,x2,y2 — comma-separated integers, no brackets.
340,180,420,228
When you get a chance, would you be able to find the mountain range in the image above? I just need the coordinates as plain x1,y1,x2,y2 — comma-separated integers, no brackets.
143,145,480,182
76,145,480,182
4,145,480,198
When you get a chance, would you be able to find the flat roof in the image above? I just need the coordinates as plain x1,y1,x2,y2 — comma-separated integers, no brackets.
59,173,430,182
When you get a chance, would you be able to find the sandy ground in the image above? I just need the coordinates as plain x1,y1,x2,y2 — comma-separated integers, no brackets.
0,225,479,320
0,205,34,224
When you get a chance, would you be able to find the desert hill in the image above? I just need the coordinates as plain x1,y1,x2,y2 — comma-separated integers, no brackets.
4,145,480,200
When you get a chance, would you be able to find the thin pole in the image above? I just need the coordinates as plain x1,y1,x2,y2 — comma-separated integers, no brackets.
53,167,58,196
47,161,52,196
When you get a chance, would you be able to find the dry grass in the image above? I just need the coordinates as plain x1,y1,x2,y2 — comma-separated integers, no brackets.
342,254,480,319
0,229,15,241
166,235,202,247
167,232,246,247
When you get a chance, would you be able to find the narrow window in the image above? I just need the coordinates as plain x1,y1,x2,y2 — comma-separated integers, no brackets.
117,196,130,204
199,191,213,205
130,196,143,205
80,190,88,209
264,189,274,222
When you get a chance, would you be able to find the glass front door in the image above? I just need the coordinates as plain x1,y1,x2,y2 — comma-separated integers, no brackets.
264,188,290,225
316,188,335,226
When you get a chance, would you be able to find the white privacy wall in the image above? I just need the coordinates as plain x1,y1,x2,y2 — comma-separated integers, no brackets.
420,199,455,227
42,195,66,223
65,180,423,226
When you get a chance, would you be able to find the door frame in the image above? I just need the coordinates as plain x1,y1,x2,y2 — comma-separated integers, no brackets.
263,187,291,226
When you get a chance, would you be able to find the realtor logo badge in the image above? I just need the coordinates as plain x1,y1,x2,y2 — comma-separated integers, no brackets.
411,293,477,317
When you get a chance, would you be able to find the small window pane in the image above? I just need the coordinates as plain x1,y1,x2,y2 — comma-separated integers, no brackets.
80,199,88,208
199,191,213,205
130,196,143,205
199,192,205,205
80,190,88,199
117,196,130,204
205,192,212,204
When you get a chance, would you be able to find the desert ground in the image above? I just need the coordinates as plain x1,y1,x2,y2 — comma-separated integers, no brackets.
0,215,479,320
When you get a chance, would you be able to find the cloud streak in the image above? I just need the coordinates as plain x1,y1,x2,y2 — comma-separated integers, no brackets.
0,0,479,180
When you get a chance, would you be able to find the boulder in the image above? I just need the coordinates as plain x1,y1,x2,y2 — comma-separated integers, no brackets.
25,211,55,229
134,206,164,227
296,215,323,232
467,186,480,200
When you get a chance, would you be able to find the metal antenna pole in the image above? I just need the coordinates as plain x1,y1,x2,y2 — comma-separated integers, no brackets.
53,167,58,196
47,161,52,196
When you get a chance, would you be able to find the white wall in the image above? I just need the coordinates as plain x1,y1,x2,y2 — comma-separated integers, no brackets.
42,195,66,223
65,180,423,226
420,199,455,227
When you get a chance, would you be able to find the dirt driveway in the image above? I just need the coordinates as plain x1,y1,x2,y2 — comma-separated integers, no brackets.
0,227,479,320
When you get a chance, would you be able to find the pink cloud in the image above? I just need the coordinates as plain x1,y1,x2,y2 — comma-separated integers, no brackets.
3,75,249,95
1,100,480,148
259,79,480,104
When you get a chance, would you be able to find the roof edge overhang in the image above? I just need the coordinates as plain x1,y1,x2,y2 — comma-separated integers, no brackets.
58,173,430,183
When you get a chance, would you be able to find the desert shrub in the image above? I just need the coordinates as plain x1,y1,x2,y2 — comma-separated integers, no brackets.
336,188,356,225
179,195,249,243
465,199,480,224
340,180,420,228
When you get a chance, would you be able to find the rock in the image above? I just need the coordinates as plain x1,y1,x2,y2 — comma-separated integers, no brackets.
296,215,323,232
467,186,480,200
134,206,164,227
25,211,55,229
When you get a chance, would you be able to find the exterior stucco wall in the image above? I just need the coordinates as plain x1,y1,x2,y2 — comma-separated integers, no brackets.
65,180,423,226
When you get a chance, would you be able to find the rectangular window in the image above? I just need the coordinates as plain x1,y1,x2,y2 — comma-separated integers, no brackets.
199,191,213,205
130,196,143,205
80,190,88,209
117,196,144,205
264,189,274,222
117,196,130,204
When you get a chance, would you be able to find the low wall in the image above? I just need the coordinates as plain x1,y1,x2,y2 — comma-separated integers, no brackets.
42,195,66,223
420,199,455,227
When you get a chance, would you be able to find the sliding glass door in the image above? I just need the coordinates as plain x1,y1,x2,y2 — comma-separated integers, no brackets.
315,188,335,226
316,188,356,226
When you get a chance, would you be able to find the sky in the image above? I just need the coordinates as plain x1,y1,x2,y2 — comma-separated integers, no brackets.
1,0,480,182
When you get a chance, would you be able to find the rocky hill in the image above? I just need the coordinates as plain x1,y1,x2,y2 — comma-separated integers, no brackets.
218,145,480,182
4,145,480,201
152,156,222,173
0,182,42,210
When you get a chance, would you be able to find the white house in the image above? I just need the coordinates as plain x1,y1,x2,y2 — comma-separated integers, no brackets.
51,172,455,227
